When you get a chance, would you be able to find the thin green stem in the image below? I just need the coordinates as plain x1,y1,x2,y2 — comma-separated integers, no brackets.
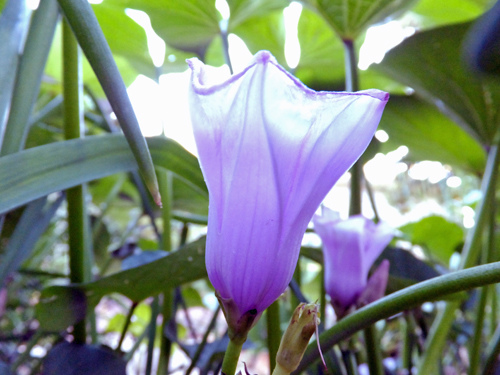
157,168,173,373
267,300,281,371
471,187,497,374
343,39,359,92
320,267,326,332
294,261,500,373
220,20,233,74
221,337,244,375
489,285,497,337
63,19,87,343
469,286,488,375
146,296,160,375
365,179,380,223
291,260,301,313
401,313,414,373
416,138,500,375
343,39,363,218
158,292,173,373
117,302,138,352
186,306,221,374
484,323,500,374
363,325,384,375
341,349,358,375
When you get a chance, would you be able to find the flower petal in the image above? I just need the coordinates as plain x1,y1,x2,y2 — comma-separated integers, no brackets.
188,51,389,318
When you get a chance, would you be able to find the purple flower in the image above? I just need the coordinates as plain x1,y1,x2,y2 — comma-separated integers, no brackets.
187,51,389,328
313,208,393,316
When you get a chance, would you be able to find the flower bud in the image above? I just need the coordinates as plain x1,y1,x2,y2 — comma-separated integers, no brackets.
274,303,320,374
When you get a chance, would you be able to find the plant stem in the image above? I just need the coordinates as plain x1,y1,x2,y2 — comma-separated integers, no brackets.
484,323,500,374
363,325,384,375
220,20,233,74
416,138,500,375
343,39,359,92
63,19,87,343
341,349,358,375
469,286,488,375
221,337,244,375
344,40,362,218
294,260,500,373
267,300,281,371
291,260,301,314
117,302,138,352
157,168,173,373
186,306,221,374
470,188,497,375
146,296,160,375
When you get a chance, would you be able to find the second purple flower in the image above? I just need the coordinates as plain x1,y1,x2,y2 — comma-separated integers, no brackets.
313,207,394,318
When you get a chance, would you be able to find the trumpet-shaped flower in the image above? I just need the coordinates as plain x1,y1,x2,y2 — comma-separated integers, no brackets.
187,51,389,331
313,208,393,317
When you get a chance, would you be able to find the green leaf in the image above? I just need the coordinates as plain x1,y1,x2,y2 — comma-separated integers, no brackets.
227,0,288,29
113,0,220,56
58,0,161,205
0,134,206,216
294,8,345,89
231,11,287,66
411,0,490,28
303,0,417,40
36,287,87,332
378,247,440,293
37,237,206,331
379,95,486,173
92,2,155,78
375,22,500,145
0,196,63,286
400,216,464,264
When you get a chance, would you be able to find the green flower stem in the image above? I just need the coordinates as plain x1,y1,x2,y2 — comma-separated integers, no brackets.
220,21,233,75
343,39,359,92
158,168,173,373
146,296,160,375
117,302,138,351
291,260,301,312
341,349,358,375
343,39,362,217
267,300,281,371
469,286,488,375
401,313,415,373
363,325,384,375
320,267,326,331
470,188,497,375
57,0,161,206
484,323,500,374
416,138,500,375
489,285,497,337
63,19,87,343
294,260,500,373
158,169,173,253
1,0,58,156
221,337,244,375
